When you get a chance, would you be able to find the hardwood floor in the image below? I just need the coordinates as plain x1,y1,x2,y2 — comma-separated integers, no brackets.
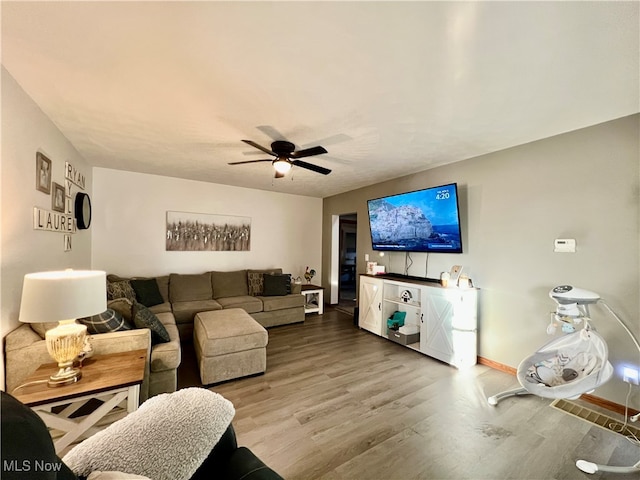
178,309,639,480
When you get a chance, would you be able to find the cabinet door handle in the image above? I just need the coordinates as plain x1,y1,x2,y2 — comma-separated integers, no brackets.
378,302,381,310
420,313,424,323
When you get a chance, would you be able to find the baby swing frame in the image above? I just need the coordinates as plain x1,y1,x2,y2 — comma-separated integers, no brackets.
487,286,640,475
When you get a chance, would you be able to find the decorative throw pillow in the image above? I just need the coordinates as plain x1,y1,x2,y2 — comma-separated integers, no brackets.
79,309,132,334
262,274,291,296
107,280,136,302
132,302,170,344
247,272,264,296
130,278,164,308
107,298,133,323
247,269,283,296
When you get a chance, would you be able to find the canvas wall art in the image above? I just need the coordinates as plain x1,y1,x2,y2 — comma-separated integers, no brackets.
166,211,251,251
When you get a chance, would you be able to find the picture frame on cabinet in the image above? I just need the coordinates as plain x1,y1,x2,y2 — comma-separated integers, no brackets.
52,182,66,212
36,152,52,194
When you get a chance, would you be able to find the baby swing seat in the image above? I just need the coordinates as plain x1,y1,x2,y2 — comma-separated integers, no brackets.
488,327,613,405
518,328,613,399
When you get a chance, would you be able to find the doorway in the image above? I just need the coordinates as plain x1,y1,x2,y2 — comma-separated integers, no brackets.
337,214,357,315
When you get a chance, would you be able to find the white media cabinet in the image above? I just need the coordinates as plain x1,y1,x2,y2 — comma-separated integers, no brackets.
358,274,478,367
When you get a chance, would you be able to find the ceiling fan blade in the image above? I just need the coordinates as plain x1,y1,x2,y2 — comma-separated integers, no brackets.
242,140,275,156
228,159,273,165
291,146,328,159
292,160,332,175
256,125,287,141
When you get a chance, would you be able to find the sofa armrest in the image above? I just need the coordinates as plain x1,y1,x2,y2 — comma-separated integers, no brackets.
223,447,284,480
4,325,152,398
4,324,56,393
149,323,181,372
90,329,151,358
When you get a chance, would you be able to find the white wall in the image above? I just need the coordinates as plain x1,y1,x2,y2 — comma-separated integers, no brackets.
92,168,322,280
1,68,93,388
323,114,639,407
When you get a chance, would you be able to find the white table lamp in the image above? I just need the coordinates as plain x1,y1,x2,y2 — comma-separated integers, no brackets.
19,269,106,387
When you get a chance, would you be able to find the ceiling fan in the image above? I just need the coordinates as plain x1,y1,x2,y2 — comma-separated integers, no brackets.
228,139,332,178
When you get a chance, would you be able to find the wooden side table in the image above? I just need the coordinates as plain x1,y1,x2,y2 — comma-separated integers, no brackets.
12,349,146,454
301,284,324,315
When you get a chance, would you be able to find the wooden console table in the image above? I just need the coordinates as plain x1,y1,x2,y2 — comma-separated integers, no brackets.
13,349,146,453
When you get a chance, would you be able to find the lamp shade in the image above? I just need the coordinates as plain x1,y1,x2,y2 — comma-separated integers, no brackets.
19,270,107,323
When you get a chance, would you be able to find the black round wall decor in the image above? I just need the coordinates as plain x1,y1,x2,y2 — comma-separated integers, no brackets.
74,192,92,229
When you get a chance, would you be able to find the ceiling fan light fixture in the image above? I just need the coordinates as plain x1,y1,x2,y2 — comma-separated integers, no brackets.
273,159,292,174
234,138,330,176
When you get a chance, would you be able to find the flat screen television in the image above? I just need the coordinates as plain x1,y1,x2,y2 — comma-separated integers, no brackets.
367,183,463,253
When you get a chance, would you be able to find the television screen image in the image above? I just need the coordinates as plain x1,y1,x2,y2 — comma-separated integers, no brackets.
367,183,462,253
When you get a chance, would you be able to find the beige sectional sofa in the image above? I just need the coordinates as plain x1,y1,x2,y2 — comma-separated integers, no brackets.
4,268,304,401
168,269,304,340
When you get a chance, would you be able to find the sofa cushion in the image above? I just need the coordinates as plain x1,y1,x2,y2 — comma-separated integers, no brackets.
170,273,212,302
133,302,170,345
215,295,263,314
79,309,132,334
210,270,248,298
247,269,283,296
171,300,222,325
262,274,291,296
224,447,283,480
259,294,305,312
148,302,172,315
107,280,136,302
154,275,170,302
251,307,304,328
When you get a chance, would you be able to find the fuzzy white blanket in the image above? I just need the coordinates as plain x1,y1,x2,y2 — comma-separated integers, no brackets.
63,388,235,480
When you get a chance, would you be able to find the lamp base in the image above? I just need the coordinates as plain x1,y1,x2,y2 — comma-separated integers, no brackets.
45,319,87,387
48,366,82,387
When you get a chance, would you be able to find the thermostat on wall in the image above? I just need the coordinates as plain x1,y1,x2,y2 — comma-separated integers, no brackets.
554,238,576,253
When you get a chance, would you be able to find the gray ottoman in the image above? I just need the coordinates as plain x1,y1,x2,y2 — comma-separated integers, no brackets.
194,308,268,385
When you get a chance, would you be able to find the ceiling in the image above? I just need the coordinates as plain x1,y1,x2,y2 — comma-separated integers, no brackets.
2,1,638,198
